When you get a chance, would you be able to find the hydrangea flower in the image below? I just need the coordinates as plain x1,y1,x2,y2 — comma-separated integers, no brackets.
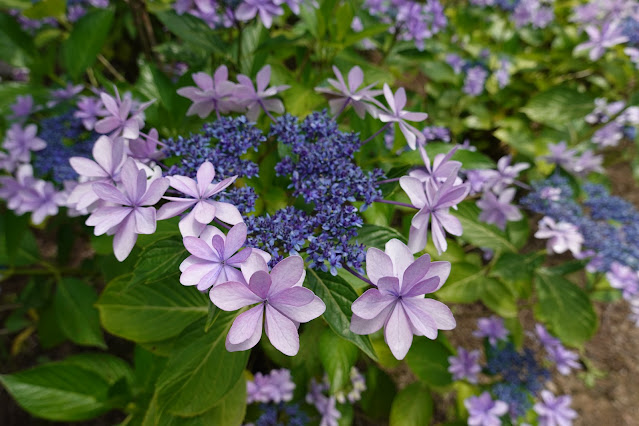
533,391,577,426
235,0,284,28
448,347,482,383
408,145,462,188
606,262,639,299
534,217,583,256
463,66,488,96
235,65,290,121
86,158,169,261
16,179,65,225
157,161,242,237
400,170,469,254
478,156,529,193
247,368,295,404
477,188,522,230
67,135,127,211
94,89,153,140
9,95,34,121
464,392,509,426
177,66,240,118
350,239,455,360
180,223,270,291
473,316,509,346
209,255,326,355
306,377,341,426
315,65,382,118
2,123,46,163
128,128,165,163
74,96,107,131
378,84,428,149
0,164,36,211
546,344,581,376
574,22,629,61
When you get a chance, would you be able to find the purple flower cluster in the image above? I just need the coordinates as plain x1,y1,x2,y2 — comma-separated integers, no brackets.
306,377,341,426
524,176,639,273
446,53,513,96
264,111,383,274
175,0,304,29
9,0,109,32
541,141,604,176
335,367,366,404
400,146,469,254
247,369,296,404
456,317,580,424
163,116,264,213
470,0,554,29
32,112,98,185
584,101,639,148
466,155,528,230
571,0,638,63
178,65,289,120
363,0,447,51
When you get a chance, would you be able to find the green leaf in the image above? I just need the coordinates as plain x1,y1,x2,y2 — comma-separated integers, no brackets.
156,315,249,416
0,14,36,58
358,366,397,420
61,353,134,387
435,262,483,303
200,375,247,426
534,269,597,347
0,363,111,421
304,269,378,360
22,0,65,19
96,274,209,343
130,238,186,285
479,277,518,318
453,202,518,252
154,11,232,60
53,278,106,348
355,224,407,249
506,216,530,250
61,8,115,80
405,337,453,387
318,328,359,393
452,149,496,170
389,382,433,426
521,86,595,129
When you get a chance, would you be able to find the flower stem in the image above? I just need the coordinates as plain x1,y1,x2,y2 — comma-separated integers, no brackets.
138,131,167,147
214,218,231,230
362,122,391,145
375,199,418,209
332,98,350,121
376,177,401,185
344,265,374,287
258,99,276,121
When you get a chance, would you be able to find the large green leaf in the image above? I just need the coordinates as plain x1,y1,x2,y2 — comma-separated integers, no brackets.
435,262,483,303
53,278,106,348
405,337,453,387
156,315,249,416
479,277,518,318
130,238,186,285
200,375,247,426
61,8,115,80
355,224,406,249
521,86,595,129
534,269,597,347
358,366,397,420
453,202,518,252
61,353,134,387
389,382,433,426
96,274,208,343
0,364,111,421
318,328,359,393
0,13,36,59
154,11,232,60
305,269,377,360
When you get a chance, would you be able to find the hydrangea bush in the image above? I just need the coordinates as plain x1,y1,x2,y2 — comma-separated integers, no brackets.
1,0,639,425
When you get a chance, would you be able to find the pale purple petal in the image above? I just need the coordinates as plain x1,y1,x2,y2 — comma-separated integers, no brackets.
265,304,300,356
211,281,264,311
